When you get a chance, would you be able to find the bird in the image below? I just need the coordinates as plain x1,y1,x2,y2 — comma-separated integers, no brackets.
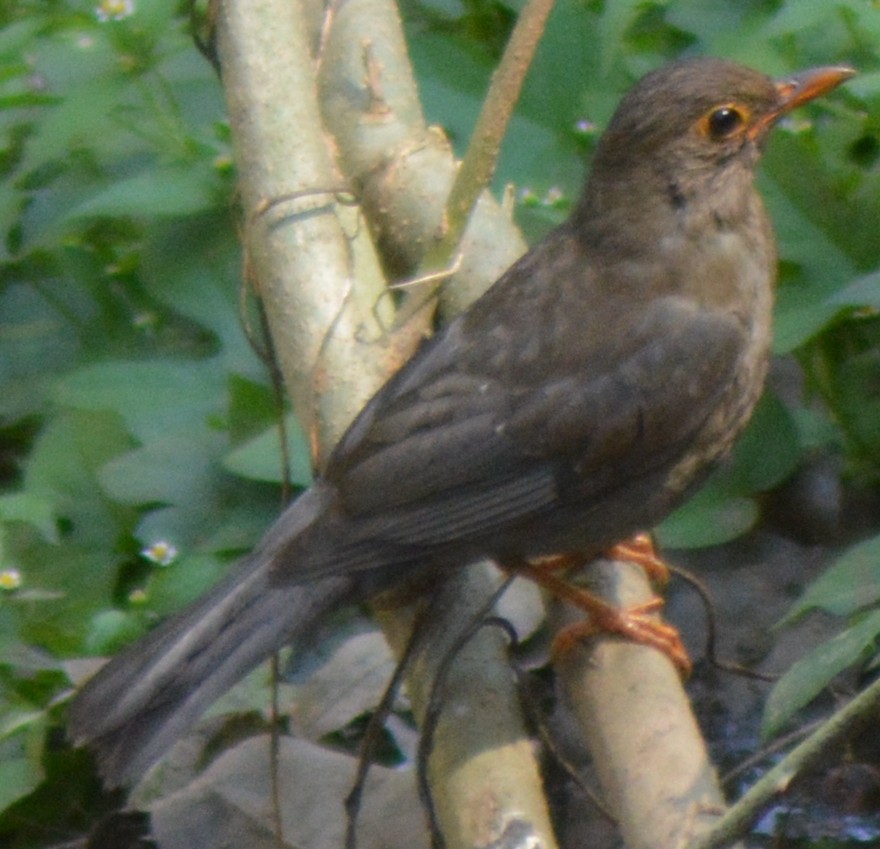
68,57,853,787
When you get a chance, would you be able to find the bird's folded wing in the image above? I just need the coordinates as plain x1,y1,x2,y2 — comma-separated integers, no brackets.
281,295,746,578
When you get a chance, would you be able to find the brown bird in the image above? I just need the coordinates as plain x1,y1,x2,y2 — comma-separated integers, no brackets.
68,57,853,786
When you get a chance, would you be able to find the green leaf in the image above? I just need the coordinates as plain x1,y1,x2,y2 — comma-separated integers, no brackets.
656,486,758,549
665,0,758,43
0,19,42,58
762,608,880,739
406,24,507,160
128,0,180,36
140,215,254,368
773,297,846,355
847,70,880,102
223,416,313,486
23,409,135,549
761,141,859,352
834,348,880,459
56,360,225,442
790,406,840,453
17,76,127,175
0,708,46,741
782,534,880,623
84,609,146,655
830,269,880,309
147,552,229,615
69,164,220,219
0,282,82,421
8,544,122,654
107,428,280,553
0,92,61,109
98,432,225,506
725,393,802,494
762,1,836,36
226,375,276,443
0,757,43,814
597,0,657,77
135,495,275,558
0,493,58,543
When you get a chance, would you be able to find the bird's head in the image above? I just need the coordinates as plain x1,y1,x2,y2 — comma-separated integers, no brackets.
583,57,853,216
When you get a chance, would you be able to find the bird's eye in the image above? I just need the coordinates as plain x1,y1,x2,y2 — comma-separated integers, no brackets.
699,104,749,141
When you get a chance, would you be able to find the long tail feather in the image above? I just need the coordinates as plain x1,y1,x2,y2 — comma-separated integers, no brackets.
68,490,356,787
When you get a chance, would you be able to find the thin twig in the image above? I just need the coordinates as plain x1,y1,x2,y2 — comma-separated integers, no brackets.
257,296,294,849
671,565,776,682
252,186,356,219
344,624,425,849
269,653,284,849
397,0,555,326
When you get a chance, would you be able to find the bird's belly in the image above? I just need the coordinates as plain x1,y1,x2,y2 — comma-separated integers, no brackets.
665,293,773,496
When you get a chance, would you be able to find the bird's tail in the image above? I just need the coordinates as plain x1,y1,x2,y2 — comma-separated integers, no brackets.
67,489,357,787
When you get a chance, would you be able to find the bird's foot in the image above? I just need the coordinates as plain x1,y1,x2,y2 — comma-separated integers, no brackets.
525,532,668,584
510,549,690,676
550,598,691,676
607,531,670,586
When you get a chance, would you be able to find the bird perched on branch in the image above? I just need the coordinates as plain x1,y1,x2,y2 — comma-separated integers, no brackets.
69,57,853,787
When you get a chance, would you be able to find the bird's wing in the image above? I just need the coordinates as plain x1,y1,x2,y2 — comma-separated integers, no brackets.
276,291,748,580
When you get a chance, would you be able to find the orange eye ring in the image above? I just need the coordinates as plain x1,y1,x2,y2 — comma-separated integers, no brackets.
697,103,751,141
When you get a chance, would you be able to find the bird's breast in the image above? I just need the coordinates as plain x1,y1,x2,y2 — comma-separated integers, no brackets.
662,212,776,495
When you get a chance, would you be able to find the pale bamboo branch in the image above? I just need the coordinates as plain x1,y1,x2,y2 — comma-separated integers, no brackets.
315,0,528,319
553,559,742,849
216,0,404,469
314,2,559,846
377,570,559,849
422,0,555,284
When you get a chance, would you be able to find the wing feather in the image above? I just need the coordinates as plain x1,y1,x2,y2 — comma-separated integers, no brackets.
277,294,747,581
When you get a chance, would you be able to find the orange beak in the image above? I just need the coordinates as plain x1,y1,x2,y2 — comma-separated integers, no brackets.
748,65,855,139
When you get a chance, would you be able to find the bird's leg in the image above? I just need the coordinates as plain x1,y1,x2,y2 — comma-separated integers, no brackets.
509,545,690,675
534,533,670,582
607,531,670,586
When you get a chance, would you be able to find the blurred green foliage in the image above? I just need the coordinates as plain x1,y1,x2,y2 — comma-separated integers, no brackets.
0,0,879,840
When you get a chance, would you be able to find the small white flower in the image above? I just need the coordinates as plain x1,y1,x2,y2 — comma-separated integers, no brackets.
0,568,22,591
212,153,234,172
132,311,158,329
542,187,564,207
128,588,148,604
518,187,539,207
95,0,135,23
142,541,178,567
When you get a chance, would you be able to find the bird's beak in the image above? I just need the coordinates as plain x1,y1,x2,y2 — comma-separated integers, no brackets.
748,65,855,139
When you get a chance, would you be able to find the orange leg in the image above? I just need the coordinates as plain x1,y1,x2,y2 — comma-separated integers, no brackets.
608,532,670,586
526,533,668,582
509,540,690,676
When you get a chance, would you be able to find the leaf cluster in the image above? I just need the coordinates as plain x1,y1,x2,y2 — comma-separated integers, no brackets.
0,0,312,834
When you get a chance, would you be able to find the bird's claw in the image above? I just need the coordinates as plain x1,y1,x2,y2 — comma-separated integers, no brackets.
509,550,690,675
551,598,692,677
607,532,670,586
